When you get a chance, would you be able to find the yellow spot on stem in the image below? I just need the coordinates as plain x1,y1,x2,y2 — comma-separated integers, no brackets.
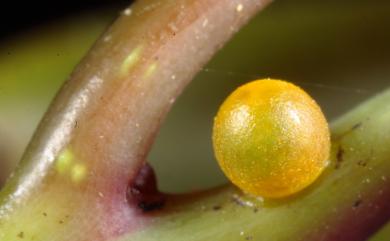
56,149,74,174
121,45,143,76
71,164,87,183
55,148,89,184
144,63,158,79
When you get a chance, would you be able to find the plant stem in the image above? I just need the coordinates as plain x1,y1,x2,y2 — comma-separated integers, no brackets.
123,88,390,241
0,0,271,240
2,0,389,240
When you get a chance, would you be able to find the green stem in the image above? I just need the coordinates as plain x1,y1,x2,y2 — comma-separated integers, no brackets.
126,88,390,241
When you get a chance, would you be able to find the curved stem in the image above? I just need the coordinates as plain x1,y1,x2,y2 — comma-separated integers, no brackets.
0,0,271,240
3,1,389,241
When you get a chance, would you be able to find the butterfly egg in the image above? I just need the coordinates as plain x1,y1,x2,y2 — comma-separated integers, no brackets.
212,79,330,198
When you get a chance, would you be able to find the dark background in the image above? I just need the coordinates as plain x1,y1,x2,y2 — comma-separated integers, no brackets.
1,0,388,38
0,0,129,38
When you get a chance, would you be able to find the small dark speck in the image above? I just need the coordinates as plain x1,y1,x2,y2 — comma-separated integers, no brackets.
17,232,24,238
253,208,258,213
7,52,11,55
357,160,368,167
335,121,364,141
138,200,165,212
59,220,64,224
246,236,253,240
353,199,363,208
351,122,362,131
335,147,344,169
42,212,47,217
212,205,222,211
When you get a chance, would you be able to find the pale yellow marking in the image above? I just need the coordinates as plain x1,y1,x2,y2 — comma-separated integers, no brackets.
71,164,87,183
143,63,158,79
55,149,74,174
55,148,88,184
121,45,143,76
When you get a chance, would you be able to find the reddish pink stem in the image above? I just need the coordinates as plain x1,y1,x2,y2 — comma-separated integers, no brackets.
0,0,272,240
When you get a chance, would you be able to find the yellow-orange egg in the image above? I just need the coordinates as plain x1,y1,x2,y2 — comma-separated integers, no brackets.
212,79,330,198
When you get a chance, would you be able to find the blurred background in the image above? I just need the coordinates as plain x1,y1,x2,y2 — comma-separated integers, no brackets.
0,0,389,198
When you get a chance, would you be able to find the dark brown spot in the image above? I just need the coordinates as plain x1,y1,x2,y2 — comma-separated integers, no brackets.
333,121,364,141
42,212,47,217
335,147,344,169
353,199,363,208
59,220,64,224
128,163,166,212
351,122,362,131
253,208,258,213
137,200,165,212
246,236,253,240
357,160,368,167
17,232,24,238
212,205,222,211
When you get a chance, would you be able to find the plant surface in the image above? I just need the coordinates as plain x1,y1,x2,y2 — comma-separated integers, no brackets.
0,0,389,240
